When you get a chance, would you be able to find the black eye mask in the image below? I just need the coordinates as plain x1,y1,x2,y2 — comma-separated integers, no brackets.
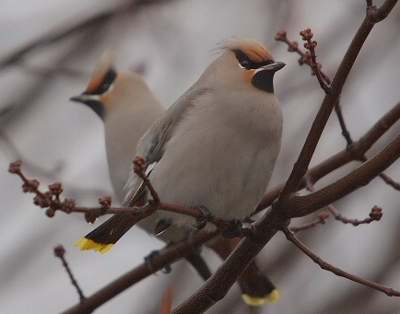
89,68,117,95
233,50,274,70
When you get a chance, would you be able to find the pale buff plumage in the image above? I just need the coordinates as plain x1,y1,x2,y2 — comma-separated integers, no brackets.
124,39,283,231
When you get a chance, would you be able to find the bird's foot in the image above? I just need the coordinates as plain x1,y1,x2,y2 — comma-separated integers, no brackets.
222,219,254,238
144,250,172,274
193,205,214,230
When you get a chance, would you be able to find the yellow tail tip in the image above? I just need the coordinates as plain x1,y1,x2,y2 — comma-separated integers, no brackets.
242,289,281,307
75,238,114,254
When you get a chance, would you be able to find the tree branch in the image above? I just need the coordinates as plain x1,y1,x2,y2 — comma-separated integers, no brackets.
54,245,85,302
282,227,400,297
284,134,400,217
277,0,398,202
256,101,400,213
62,231,218,314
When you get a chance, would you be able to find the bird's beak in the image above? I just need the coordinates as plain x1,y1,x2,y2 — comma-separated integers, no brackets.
257,61,286,73
69,93,105,119
70,94,100,104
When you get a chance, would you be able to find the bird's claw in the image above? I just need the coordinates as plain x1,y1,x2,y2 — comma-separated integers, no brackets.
222,219,254,238
144,250,172,274
193,205,214,230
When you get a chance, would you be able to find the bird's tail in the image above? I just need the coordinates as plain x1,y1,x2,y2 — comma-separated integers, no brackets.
76,214,136,254
239,262,280,306
207,237,280,306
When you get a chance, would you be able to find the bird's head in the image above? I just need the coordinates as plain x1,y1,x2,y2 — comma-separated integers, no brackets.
70,54,147,120
202,39,285,93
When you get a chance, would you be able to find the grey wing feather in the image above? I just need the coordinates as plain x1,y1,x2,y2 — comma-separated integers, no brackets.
123,86,210,206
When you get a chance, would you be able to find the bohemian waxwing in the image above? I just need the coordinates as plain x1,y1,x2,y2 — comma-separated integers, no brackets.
125,38,284,226
69,54,210,275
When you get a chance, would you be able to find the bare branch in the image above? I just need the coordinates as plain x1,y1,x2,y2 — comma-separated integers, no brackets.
304,175,383,227
276,27,400,191
328,206,383,226
8,160,232,230
54,245,85,302
62,231,218,314
277,0,398,202
284,134,400,217
256,101,400,213
282,227,400,297
133,156,160,204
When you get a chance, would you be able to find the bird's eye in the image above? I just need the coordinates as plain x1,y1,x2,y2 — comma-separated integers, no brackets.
91,68,117,95
234,50,255,69
233,50,275,70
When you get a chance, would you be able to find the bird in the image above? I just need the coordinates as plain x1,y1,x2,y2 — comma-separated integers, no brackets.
69,54,212,276
72,39,284,306
124,38,284,229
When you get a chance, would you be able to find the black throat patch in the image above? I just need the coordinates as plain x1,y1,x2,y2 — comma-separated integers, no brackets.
251,70,275,93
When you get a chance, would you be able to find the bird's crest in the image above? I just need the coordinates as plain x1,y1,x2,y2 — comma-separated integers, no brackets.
85,52,116,95
223,39,273,63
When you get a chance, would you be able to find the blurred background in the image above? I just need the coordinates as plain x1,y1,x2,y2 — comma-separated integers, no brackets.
1,0,399,313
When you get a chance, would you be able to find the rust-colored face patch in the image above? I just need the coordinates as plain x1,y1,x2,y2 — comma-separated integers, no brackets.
243,69,256,85
85,67,117,95
84,53,116,95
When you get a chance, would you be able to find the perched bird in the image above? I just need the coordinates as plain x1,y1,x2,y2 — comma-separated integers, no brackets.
72,39,284,305
125,38,284,228
69,55,166,251
69,55,209,274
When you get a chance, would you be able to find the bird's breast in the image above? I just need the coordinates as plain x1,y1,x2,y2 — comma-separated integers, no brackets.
149,92,282,222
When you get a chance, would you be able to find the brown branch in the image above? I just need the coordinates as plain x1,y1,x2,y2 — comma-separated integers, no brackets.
54,245,85,302
275,30,331,86
379,173,400,190
173,2,399,312
133,156,160,204
275,30,355,147
8,160,230,230
256,101,400,213
62,231,218,314
283,133,400,217
277,3,389,201
276,28,400,191
304,175,383,227
328,205,383,226
282,227,400,297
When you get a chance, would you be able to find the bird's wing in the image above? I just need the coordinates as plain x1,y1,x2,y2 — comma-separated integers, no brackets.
123,86,210,205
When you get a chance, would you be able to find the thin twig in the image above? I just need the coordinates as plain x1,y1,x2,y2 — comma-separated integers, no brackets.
8,160,229,229
133,156,160,204
328,206,383,226
282,227,400,297
54,245,85,302
304,174,383,226
256,101,400,213
276,29,400,191
289,212,330,233
284,133,400,217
